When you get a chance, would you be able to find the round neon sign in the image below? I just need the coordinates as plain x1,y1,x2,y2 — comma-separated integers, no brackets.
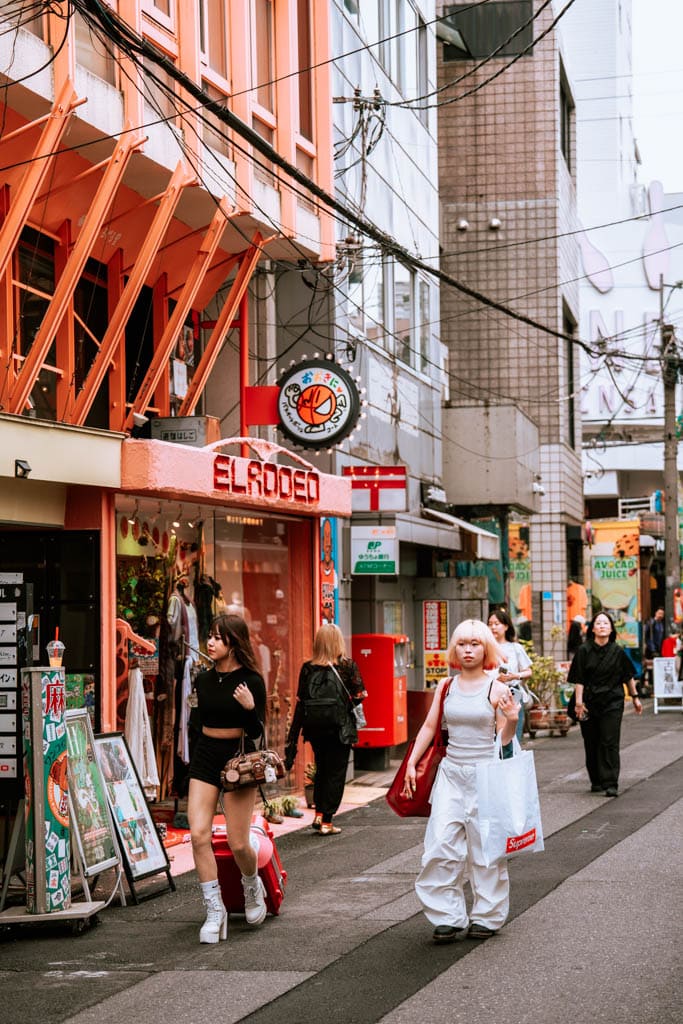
277,358,360,450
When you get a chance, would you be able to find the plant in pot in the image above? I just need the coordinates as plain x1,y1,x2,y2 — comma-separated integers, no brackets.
304,762,316,808
527,649,570,737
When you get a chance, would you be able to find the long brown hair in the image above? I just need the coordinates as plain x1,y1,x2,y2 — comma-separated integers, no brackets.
311,623,346,665
211,614,260,673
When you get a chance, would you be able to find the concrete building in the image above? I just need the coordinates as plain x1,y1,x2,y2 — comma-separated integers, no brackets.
436,0,584,652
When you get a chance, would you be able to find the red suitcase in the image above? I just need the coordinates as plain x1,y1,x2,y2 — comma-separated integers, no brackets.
212,815,287,916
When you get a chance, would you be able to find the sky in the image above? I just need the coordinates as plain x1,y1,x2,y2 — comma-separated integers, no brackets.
633,0,683,191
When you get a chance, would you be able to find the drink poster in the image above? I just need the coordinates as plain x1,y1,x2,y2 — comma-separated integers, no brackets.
65,710,119,877
589,519,640,648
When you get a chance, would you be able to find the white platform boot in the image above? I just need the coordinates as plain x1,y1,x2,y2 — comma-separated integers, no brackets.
199,879,227,943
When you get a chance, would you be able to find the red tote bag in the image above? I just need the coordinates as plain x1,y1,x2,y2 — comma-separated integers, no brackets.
385,679,452,817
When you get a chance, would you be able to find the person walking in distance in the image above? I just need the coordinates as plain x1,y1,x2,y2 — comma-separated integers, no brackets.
187,614,267,942
285,624,366,835
568,611,643,797
403,619,519,943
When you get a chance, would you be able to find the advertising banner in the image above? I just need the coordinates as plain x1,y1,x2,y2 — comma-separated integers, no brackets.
351,526,398,575
22,668,71,914
588,519,640,648
508,523,532,628
423,600,449,687
319,516,339,625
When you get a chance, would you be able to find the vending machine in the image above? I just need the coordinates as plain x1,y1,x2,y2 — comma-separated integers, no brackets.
351,634,409,751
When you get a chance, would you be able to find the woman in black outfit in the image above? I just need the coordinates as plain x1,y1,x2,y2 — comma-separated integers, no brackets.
187,614,266,943
285,624,366,835
567,611,642,797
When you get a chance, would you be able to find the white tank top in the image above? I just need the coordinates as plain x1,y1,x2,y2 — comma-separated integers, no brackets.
444,674,496,765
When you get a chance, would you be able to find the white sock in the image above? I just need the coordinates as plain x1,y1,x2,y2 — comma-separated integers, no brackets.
201,879,221,900
242,871,258,884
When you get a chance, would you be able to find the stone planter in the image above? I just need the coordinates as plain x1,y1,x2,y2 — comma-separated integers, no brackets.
528,705,570,738
304,783,315,808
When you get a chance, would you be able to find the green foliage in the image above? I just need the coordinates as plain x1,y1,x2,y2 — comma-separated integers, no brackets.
116,558,167,635
527,647,566,706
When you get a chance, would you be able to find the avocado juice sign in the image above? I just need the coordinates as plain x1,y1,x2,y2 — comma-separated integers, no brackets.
591,555,639,648
351,526,398,575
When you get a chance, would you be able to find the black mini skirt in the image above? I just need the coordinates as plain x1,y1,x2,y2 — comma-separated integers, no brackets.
188,733,257,788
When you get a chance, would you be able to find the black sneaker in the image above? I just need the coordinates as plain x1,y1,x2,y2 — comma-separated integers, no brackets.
604,787,618,797
591,784,603,793
432,925,468,944
468,923,497,939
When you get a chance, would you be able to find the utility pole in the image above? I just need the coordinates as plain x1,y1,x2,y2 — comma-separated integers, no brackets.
660,274,680,627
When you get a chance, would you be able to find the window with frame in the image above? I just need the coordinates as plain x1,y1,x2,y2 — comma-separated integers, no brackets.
16,227,55,419
142,45,177,124
560,66,574,172
201,82,231,158
74,11,116,84
377,0,391,71
199,0,228,80
296,0,313,141
417,16,429,127
564,307,576,449
418,279,430,372
253,0,275,113
394,261,414,367
395,0,418,96
348,247,386,345
442,1,533,61
142,0,174,31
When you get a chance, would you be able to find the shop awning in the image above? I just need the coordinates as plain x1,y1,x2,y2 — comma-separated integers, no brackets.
421,507,500,561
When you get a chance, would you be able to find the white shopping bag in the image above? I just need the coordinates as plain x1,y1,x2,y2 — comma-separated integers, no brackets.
475,735,544,867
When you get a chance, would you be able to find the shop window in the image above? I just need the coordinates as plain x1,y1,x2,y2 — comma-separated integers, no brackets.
253,0,275,113
442,1,533,60
394,260,415,367
199,0,228,80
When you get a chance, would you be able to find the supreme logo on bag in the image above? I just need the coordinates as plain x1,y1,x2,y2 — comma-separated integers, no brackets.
506,828,537,854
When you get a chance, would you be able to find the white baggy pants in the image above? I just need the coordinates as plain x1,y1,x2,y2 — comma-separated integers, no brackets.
415,758,509,930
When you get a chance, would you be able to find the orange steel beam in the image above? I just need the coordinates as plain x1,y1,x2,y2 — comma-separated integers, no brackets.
71,162,195,427
178,233,263,416
0,78,83,287
33,157,110,206
8,129,144,415
124,201,234,432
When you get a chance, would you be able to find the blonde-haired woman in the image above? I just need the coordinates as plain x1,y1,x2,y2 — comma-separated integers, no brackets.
285,624,367,835
402,619,519,943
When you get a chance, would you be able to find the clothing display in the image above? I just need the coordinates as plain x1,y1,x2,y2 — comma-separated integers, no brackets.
124,665,160,798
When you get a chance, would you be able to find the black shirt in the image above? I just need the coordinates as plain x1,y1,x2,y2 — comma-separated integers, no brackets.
195,666,266,736
567,640,633,712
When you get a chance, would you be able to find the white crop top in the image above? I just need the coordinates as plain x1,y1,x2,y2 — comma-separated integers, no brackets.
443,674,496,765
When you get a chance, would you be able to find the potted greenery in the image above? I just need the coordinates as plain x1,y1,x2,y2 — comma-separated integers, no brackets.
304,762,316,808
527,647,570,738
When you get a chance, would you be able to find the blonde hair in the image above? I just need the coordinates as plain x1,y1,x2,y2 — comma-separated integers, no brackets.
446,619,502,671
311,623,347,664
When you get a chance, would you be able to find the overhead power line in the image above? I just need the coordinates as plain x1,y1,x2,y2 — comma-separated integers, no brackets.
72,0,590,356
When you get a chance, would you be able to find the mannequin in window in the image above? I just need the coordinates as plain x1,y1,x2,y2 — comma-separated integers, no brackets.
226,591,251,625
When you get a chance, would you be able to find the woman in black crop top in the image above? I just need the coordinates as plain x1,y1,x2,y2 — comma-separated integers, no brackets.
187,614,267,943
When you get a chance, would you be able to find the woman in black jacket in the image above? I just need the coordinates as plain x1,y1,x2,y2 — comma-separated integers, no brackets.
567,611,642,797
285,624,366,835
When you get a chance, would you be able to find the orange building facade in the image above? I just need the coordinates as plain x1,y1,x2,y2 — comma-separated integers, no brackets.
0,2,347,799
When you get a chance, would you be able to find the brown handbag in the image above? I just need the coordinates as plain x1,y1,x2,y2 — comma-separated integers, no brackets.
220,734,286,792
385,679,452,817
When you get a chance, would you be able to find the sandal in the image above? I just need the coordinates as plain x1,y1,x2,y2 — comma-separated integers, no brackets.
318,823,341,836
311,814,323,831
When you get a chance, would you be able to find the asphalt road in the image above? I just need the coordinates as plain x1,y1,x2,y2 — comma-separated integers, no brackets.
1,702,682,1024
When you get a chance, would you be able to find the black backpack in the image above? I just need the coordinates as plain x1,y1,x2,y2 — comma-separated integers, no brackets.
302,666,345,732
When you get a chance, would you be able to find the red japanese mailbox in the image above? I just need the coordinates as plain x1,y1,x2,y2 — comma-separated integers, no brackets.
351,634,409,748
